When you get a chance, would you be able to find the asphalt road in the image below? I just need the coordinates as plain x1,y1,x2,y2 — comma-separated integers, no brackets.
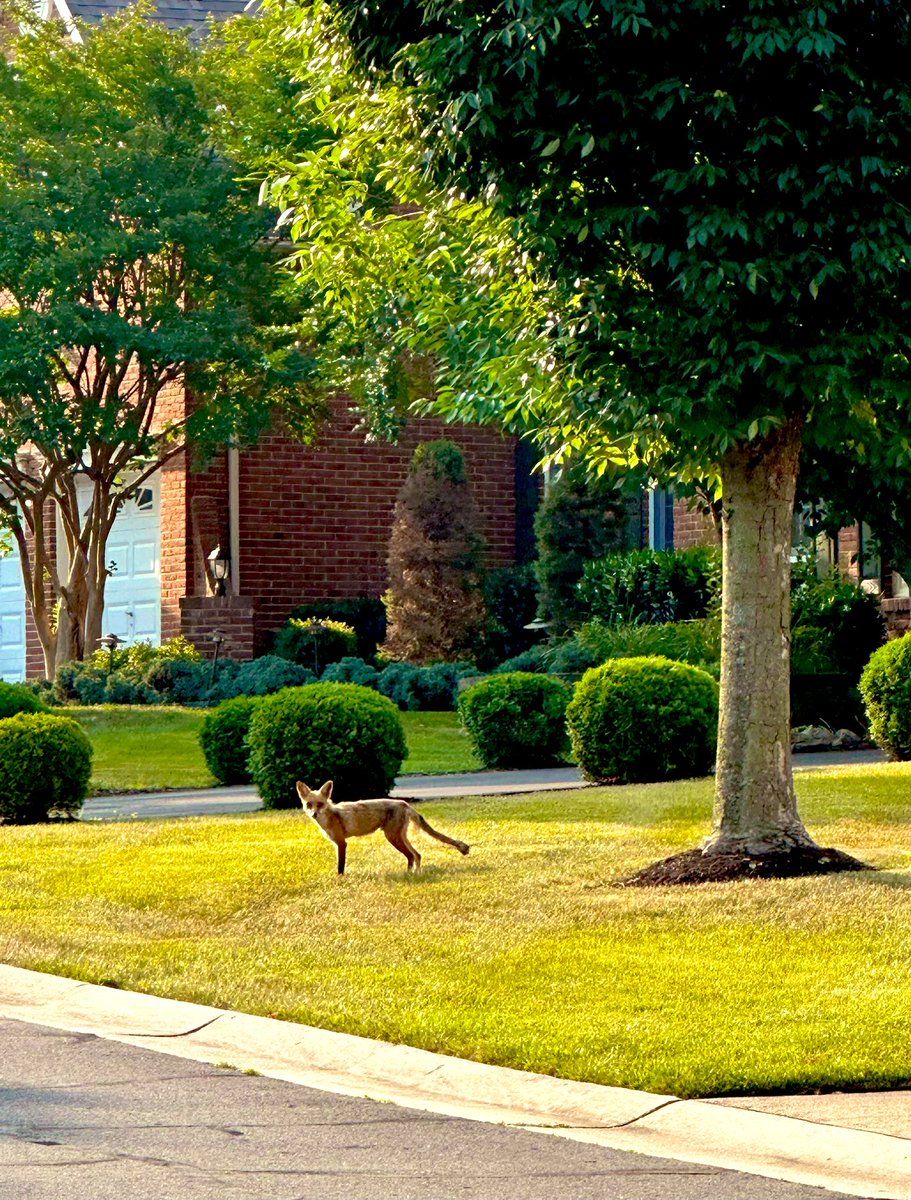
0,1018,861,1200
80,752,887,823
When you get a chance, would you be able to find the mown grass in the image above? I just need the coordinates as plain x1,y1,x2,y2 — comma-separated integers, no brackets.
73,707,215,792
1,762,910,1097
72,706,480,793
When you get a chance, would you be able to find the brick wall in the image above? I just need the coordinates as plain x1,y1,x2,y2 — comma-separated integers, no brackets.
673,497,719,550
182,397,520,655
180,595,256,660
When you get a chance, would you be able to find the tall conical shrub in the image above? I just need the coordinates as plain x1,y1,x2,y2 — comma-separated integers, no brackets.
383,440,487,664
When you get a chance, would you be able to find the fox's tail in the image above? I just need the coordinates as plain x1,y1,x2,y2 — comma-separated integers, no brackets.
412,811,470,855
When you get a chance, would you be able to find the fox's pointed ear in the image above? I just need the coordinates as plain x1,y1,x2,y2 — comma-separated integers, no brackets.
321,781,334,799
296,782,311,804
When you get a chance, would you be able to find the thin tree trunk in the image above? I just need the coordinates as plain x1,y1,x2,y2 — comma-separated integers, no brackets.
703,416,816,856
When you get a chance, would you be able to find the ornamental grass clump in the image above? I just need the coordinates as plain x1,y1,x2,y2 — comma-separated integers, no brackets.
247,682,407,807
567,656,718,785
199,696,263,784
0,713,92,823
860,634,911,760
458,671,573,768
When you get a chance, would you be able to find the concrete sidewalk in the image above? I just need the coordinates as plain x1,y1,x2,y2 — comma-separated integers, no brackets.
0,965,906,1199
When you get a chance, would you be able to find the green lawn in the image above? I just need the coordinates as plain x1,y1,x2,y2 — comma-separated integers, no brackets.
72,706,481,794
1,762,910,1098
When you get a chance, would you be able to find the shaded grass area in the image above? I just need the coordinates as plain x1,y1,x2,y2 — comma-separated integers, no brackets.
400,710,482,775
73,707,215,793
1,763,910,1097
72,706,480,794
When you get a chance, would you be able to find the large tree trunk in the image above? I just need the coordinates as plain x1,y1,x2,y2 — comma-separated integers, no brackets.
703,416,816,856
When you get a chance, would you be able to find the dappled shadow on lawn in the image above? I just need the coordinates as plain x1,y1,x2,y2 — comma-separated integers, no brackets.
392,862,495,886
859,869,911,890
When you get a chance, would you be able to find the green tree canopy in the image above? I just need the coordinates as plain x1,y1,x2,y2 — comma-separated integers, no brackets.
265,0,911,870
0,8,319,672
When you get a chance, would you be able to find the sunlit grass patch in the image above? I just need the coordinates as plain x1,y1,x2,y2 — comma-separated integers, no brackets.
0,761,909,1097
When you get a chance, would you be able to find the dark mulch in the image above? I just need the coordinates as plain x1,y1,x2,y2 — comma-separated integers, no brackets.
621,845,874,887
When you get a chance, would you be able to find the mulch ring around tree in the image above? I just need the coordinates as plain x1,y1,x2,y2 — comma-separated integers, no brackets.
621,845,874,887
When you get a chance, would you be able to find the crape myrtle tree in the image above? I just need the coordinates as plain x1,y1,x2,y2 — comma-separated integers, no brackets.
0,9,318,675
285,0,911,876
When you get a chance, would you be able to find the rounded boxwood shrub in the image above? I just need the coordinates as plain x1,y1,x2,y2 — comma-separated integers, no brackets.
0,713,93,823
567,656,719,784
458,672,573,768
860,634,911,759
0,681,49,719
247,682,407,807
199,696,263,784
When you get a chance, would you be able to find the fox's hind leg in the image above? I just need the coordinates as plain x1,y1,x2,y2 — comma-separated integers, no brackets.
383,826,421,871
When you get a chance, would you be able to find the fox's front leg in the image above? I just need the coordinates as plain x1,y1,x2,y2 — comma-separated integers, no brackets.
335,838,347,875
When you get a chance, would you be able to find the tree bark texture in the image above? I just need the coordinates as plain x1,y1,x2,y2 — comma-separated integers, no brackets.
704,417,816,856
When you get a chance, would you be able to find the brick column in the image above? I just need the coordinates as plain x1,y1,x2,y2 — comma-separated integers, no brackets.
180,595,256,660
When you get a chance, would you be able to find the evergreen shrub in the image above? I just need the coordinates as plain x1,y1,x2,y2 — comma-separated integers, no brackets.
145,658,214,704
274,618,358,672
377,661,420,709
377,660,475,710
101,672,157,705
199,696,263,784
567,656,719,784
791,574,886,678
320,656,380,688
491,645,548,675
383,440,487,663
88,635,202,674
860,635,911,759
533,469,638,630
290,598,387,660
576,618,722,676
481,563,539,665
578,547,721,626
458,672,573,768
228,655,316,698
0,681,49,719
0,713,93,823
248,683,407,807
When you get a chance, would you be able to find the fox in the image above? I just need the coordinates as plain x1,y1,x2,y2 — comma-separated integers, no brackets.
296,780,470,875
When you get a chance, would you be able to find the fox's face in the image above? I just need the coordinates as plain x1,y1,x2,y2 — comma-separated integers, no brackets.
296,780,333,815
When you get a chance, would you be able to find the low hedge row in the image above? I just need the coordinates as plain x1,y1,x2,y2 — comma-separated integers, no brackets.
48,651,477,711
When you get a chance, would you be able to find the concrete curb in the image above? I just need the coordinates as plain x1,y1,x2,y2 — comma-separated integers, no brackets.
0,964,907,1197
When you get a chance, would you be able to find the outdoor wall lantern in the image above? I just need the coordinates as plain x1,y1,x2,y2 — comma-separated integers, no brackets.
207,545,230,596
